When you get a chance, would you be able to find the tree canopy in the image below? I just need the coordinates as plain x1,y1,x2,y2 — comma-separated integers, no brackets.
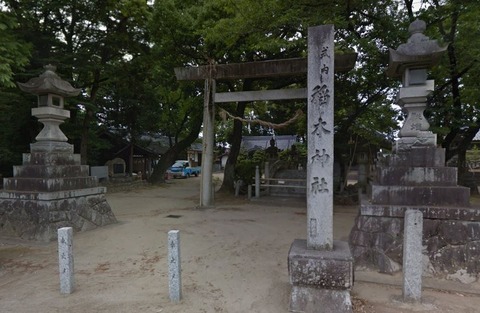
0,11,30,87
1,0,479,187
421,1,480,181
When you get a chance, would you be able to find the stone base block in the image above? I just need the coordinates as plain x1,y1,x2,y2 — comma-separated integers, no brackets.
359,202,480,221
288,239,354,289
371,185,470,206
395,132,436,152
13,164,90,178
2,148,115,242
290,286,352,313
23,152,81,166
3,177,99,192
30,141,74,153
384,146,445,167
376,166,457,186
288,239,353,312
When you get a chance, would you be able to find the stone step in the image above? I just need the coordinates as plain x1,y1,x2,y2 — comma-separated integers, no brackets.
12,165,90,178
384,146,445,167
371,185,470,206
23,152,81,166
358,202,480,221
3,177,98,192
0,186,107,200
376,166,457,186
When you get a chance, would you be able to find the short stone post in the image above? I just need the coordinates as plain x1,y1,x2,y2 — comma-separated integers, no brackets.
58,227,74,294
403,209,423,302
247,184,252,199
168,230,182,302
255,165,260,198
234,180,242,197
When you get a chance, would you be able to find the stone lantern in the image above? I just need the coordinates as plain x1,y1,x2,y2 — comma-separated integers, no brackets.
18,64,80,152
0,65,116,242
386,19,447,151
349,19,480,289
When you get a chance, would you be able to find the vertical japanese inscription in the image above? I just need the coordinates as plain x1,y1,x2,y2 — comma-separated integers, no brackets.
58,227,74,294
309,218,317,238
168,230,182,302
307,25,334,250
311,149,330,167
311,84,330,110
311,177,329,194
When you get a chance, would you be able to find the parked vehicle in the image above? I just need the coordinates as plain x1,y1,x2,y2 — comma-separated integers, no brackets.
167,160,201,178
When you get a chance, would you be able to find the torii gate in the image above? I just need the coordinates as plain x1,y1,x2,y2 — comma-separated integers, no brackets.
175,36,356,210
177,25,357,311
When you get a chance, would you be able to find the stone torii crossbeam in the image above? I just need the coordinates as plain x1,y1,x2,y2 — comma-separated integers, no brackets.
174,38,356,209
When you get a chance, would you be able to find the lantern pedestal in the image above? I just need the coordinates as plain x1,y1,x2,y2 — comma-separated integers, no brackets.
31,106,73,153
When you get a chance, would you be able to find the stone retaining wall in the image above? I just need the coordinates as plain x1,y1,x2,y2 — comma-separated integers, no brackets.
350,203,480,282
0,191,116,241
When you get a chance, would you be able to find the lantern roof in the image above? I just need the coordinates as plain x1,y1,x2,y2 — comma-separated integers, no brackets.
17,65,80,97
387,19,447,78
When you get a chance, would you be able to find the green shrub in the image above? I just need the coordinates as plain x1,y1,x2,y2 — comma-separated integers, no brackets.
235,158,257,185
234,149,266,184
278,143,307,168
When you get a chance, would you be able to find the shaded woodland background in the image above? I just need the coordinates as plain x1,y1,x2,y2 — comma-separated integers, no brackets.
1,0,480,190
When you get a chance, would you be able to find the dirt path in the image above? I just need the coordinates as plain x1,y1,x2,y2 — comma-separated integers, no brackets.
1,175,480,312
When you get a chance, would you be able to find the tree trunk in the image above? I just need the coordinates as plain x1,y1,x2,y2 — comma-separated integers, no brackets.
80,69,101,165
149,110,203,184
437,6,461,162
149,146,182,183
80,108,93,165
129,142,134,176
219,110,245,193
455,126,479,186
219,79,254,193
457,148,468,186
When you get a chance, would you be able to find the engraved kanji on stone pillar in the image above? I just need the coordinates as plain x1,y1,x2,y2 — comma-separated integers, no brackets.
307,25,334,250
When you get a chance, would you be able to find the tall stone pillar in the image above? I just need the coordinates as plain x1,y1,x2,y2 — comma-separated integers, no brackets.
288,25,353,313
306,25,335,250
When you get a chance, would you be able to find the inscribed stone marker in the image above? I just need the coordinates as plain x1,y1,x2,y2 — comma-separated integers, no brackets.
307,25,334,250
288,25,354,313
58,227,74,294
403,209,423,302
168,230,182,302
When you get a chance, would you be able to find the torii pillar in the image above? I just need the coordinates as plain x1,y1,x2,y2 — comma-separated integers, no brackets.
200,73,216,208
